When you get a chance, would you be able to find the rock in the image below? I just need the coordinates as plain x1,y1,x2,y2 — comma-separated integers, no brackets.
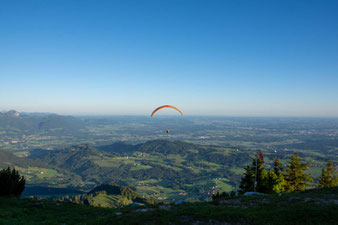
136,208,149,213
159,205,172,210
288,197,301,202
260,198,270,204
244,192,268,196
304,197,312,202
175,199,184,205
32,203,43,208
115,212,122,216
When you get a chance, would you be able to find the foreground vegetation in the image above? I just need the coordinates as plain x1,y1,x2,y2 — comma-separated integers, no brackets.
1,187,337,225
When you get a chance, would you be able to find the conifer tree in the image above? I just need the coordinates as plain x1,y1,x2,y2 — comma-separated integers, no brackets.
265,158,286,194
273,158,283,176
284,152,313,192
317,160,338,188
0,167,25,198
238,165,254,194
239,159,267,193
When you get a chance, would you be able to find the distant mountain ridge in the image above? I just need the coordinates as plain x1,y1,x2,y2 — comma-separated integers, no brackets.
0,110,85,135
0,110,20,117
98,139,198,155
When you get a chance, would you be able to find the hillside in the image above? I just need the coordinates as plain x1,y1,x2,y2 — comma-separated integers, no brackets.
28,140,254,200
99,140,198,155
25,139,334,200
1,187,337,224
62,184,157,208
29,144,127,185
0,149,83,187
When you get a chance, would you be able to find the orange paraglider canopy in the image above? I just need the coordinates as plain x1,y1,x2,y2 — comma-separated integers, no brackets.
151,105,183,117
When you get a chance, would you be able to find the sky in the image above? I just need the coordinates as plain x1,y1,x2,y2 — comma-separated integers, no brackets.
1,0,338,116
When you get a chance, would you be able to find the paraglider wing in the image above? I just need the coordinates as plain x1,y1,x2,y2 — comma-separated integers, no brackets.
151,105,183,117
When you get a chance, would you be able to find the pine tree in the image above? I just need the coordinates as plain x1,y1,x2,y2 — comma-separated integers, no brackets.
284,152,313,192
238,165,254,194
266,158,286,194
273,158,283,176
317,160,338,188
0,167,26,198
239,159,267,193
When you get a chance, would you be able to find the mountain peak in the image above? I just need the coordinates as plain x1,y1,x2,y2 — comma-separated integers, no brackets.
5,110,20,117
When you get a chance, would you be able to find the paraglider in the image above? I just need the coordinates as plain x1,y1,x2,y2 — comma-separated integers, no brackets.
151,105,183,134
151,105,183,117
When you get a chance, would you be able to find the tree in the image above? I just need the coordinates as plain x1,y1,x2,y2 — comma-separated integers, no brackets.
265,158,286,194
212,191,236,200
317,160,338,188
239,159,267,194
273,158,283,176
238,164,254,194
0,167,26,198
284,153,313,192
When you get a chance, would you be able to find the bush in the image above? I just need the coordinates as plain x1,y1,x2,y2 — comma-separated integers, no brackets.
0,167,26,198
212,191,237,201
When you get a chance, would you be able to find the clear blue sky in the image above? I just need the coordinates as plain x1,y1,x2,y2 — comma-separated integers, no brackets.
1,0,338,116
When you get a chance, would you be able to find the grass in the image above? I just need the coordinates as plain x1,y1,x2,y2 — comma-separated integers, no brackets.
89,194,133,208
0,197,115,225
15,167,59,180
214,179,233,192
1,187,338,224
136,185,182,198
229,167,245,175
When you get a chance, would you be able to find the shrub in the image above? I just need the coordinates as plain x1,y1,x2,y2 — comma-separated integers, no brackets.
212,191,237,201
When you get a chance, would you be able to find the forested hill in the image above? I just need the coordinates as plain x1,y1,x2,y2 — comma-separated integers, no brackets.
98,140,198,155
88,184,138,196
28,144,116,181
99,139,252,167
0,149,83,187
0,149,51,169
26,140,254,199
46,184,157,208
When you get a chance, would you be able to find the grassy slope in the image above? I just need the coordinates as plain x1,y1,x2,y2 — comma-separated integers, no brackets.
1,187,337,225
89,193,133,208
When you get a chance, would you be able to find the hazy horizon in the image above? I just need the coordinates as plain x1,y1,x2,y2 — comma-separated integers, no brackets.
1,0,338,117
2,108,338,119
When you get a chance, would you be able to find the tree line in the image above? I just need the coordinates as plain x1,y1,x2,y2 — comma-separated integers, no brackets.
238,152,337,194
